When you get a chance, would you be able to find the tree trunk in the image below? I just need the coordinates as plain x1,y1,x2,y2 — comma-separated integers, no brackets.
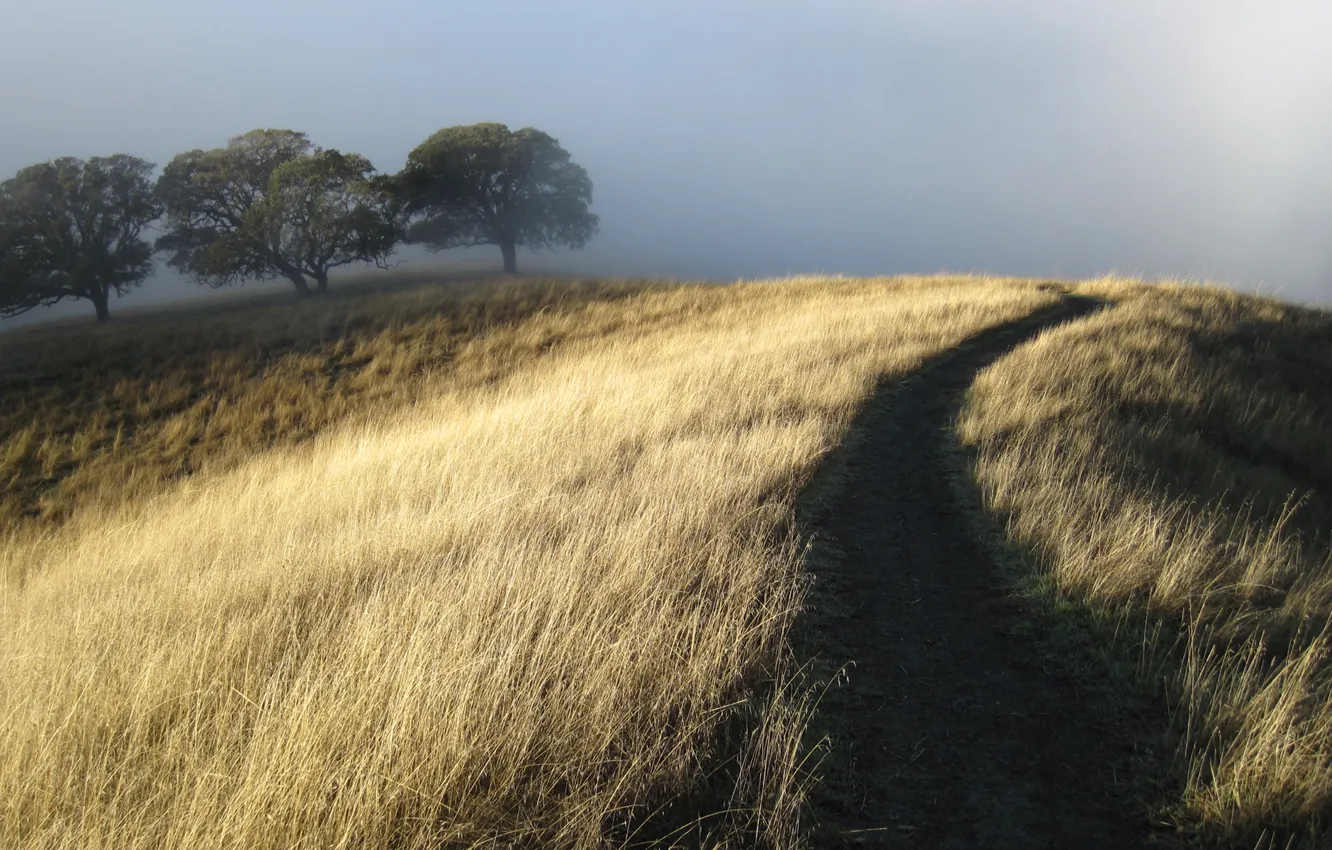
500,239,518,274
287,272,312,296
91,288,110,322
313,271,329,294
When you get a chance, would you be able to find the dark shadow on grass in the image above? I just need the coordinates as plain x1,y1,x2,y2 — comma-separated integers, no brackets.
793,299,1161,849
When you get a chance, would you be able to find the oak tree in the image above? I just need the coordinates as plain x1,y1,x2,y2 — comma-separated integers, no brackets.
395,123,598,273
0,155,161,322
155,130,399,295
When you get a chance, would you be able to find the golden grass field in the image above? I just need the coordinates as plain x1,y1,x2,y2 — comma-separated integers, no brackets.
0,277,656,532
0,275,1060,848
960,281,1332,846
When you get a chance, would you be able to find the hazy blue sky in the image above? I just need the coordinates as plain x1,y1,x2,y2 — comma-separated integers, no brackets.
3,0,1331,310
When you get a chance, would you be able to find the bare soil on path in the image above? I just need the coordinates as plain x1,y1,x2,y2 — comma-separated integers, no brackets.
800,298,1154,849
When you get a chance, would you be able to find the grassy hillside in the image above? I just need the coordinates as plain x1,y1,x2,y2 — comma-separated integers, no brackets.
0,277,657,534
959,281,1332,846
0,275,1058,848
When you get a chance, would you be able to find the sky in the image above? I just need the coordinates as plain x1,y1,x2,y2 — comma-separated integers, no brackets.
2,0,1331,317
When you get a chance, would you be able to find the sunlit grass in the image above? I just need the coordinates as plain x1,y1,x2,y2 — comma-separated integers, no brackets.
959,279,1332,846
0,277,659,532
0,275,1056,847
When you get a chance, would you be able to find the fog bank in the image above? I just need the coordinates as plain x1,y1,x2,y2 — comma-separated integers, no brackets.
3,0,1329,320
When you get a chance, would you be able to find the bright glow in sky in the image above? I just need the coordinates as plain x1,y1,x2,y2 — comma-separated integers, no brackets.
2,0,1330,305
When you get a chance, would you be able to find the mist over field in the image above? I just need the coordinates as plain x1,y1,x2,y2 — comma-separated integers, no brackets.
3,0,1330,323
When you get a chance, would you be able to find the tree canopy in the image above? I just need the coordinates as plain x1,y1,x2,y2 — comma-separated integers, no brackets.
394,123,598,273
155,130,399,295
0,155,161,321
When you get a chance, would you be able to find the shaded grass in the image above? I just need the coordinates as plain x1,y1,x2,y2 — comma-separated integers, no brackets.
958,279,1332,846
1,275,1058,847
0,277,662,533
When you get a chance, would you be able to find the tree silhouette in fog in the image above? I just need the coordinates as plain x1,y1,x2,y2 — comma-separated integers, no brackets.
0,155,160,322
156,130,400,295
393,123,598,274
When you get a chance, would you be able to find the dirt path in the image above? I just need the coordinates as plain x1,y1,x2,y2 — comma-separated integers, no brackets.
800,298,1149,849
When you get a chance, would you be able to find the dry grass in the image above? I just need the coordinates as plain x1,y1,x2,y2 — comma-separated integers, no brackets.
958,280,1332,846
0,277,660,533
0,275,1057,848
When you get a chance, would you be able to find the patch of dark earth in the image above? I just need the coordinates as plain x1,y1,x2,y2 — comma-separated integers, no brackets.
795,297,1171,849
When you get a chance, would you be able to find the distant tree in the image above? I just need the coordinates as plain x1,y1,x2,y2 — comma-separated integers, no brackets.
155,130,400,295
0,155,161,322
394,123,598,273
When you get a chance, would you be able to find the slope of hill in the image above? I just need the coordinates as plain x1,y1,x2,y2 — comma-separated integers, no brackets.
959,282,1332,847
0,275,1060,848
0,277,656,532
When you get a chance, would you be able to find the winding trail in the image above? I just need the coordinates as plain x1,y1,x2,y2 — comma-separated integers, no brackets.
801,298,1149,849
